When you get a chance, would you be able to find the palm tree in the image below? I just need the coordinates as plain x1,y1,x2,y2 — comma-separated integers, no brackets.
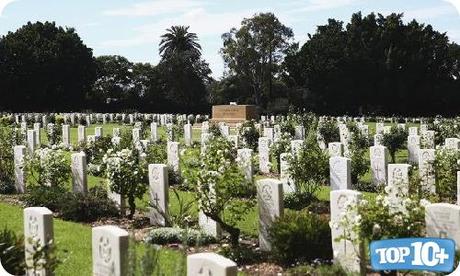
159,26,201,60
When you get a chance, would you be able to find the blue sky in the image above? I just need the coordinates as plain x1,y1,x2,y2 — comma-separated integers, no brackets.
1,0,459,78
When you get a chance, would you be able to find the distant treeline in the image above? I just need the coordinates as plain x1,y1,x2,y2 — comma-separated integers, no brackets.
0,12,459,115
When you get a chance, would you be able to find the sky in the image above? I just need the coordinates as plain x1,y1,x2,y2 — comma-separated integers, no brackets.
0,0,459,78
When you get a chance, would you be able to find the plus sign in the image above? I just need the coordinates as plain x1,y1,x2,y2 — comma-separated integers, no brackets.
152,193,160,207
435,248,449,264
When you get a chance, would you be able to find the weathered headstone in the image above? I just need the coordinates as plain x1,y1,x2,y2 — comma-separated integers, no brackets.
92,225,129,276
280,153,294,193
148,164,169,226
27,129,36,154
187,253,237,276
387,164,411,213
167,141,180,173
62,124,70,147
78,125,86,144
290,140,303,156
408,135,420,163
370,145,388,186
150,122,158,142
418,149,436,194
445,138,460,150
258,137,270,174
33,123,41,147
184,123,193,146
71,152,88,195
330,190,364,274
257,179,283,251
14,145,26,193
328,142,343,157
425,203,460,248
24,207,54,276
329,156,351,190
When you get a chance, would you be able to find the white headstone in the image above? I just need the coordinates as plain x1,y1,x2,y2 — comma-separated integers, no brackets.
418,149,436,194
187,253,237,276
95,127,103,139
280,153,294,194
78,125,86,144
71,152,88,195
148,164,169,226
425,203,460,248
370,145,388,186
237,148,253,183
257,179,283,251
408,135,420,163
258,137,270,174
24,207,54,276
33,123,41,147
14,145,26,193
329,156,352,190
328,142,343,157
92,225,129,276
184,123,193,146
294,125,305,140
150,122,158,142
27,129,36,154
167,142,180,173
330,190,364,274
387,164,411,213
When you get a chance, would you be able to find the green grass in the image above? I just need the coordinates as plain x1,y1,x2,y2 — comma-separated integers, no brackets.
0,202,185,275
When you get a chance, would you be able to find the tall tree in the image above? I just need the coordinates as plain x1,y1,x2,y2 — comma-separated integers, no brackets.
0,21,96,111
89,55,134,111
220,13,294,108
157,26,211,112
159,26,201,61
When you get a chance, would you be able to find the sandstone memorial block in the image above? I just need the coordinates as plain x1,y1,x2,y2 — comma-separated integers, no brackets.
211,105,258,124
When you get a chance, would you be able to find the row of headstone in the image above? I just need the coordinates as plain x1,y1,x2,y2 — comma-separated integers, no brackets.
23,207,236,276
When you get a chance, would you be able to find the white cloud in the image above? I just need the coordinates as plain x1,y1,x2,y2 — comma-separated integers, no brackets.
103,0,205,17
404,4,457,20
284,0,363,13
0,0,17,17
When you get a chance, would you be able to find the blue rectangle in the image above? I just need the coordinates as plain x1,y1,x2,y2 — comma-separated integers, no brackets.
370,238,455,273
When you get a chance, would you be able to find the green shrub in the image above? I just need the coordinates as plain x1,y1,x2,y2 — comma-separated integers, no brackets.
23,185,67,212
218,244,262,265
59,187,120,222
144,227,216,246
435,149,460,202
144,141,167,165
318,119,340,145
288,129,329,208
0,128,17,193
0,227,25,275
268,210,332,265
238,120,259,150
382,126,407,163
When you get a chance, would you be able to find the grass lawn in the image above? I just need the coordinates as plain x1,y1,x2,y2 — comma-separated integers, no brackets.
0,202,185,275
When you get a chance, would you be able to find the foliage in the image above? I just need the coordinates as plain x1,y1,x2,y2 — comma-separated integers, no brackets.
434,149,460,202
183,136,255,246
221,12,295,108
26,148,70,188
287,130,329,208
346,122,369,184
102,148,148,219
79,136,113,176
317,119,340,145
25,237,62,275
23,185,68,212
144,141,168,165
358,193,428,242
127,240,186,276
268,210,332,265
144,227,216,246
238,120,260,150
0,128,18,193
46,123,62,145
218,244,262,265
269,132,292,173
0,227,25,275
284,12,460,116
150,188,195,228
0,21,96,111
382,126,408,163
59,186,120,222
